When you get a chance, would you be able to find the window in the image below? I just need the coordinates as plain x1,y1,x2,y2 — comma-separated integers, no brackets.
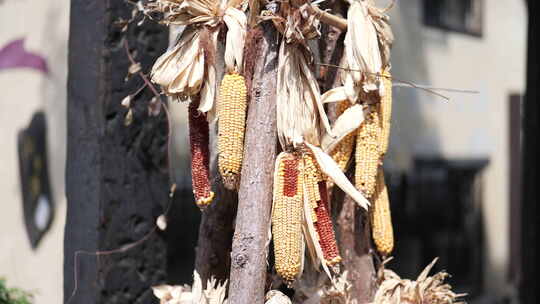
423,0,483,37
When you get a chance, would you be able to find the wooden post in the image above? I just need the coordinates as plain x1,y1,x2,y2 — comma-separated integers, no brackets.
64,1,169,302
227,22,279,304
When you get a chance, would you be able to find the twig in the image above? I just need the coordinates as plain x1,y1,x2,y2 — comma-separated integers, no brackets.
315,62,457,101
66,194,175,304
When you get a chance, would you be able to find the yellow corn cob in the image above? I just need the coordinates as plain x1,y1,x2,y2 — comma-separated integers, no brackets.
355,105,381,198
371,167,394,256
303,152,321,223
379,69,393,156
331,101,356,172
218,73,248,190
272,152,304,283
303,151,342,266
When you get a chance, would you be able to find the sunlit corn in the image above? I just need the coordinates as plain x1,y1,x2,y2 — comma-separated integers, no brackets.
272,152,304,283
379,69,392,156
355,105,381,198
188,100,214,208
303,151,341,266
218,73,248,190
371,167,394,256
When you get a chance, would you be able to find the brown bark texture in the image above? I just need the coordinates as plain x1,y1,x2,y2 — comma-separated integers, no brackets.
227,22,279,304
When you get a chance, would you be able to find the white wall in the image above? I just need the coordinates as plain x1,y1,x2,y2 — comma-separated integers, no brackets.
0,0,69,303
387,0,527,296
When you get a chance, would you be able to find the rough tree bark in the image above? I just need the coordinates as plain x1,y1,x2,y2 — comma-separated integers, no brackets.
65,0,169,303
228,22,279,304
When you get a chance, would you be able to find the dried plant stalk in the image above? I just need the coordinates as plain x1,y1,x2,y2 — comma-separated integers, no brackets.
188,99,214,208
370,167,394,257
355,106,381,198
217,73,248,190
272,152,305,283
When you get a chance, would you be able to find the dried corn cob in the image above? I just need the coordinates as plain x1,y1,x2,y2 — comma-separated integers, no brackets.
371,167,394,256
315,181,341,266
304,152,341,266
355,105,381,198
188,99,214,208
272,152,304,283
331,101,356,172
218,73,248,190
379,69,392,156
303,152,321,223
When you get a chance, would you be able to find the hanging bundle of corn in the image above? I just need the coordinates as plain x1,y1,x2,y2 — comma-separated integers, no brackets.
269,10,371,283
217,9,248,189
188,100,214,208
146,0,247,205
370,167,394,256
272,152,305,283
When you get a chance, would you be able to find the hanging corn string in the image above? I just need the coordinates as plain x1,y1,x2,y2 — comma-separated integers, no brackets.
146,0,247,207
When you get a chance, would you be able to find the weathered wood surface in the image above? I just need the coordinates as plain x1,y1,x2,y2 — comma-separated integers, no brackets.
227,22,279,304
65,1,169,303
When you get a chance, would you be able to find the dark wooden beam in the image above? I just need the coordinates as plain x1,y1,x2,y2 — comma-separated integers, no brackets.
521,2,539,304
65,1,169,302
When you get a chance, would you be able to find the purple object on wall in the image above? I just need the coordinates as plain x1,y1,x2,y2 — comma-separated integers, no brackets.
0,38,49,74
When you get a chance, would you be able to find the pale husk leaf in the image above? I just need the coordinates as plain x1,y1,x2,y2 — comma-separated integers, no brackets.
151,27,204,97
321,104,365,153
320,86,348,104
223,7,247,72
265,290,292,304
306,143,370,210
342,0,383,101
277,42,332,147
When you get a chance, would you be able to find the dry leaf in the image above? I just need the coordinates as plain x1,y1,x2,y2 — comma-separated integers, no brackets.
124,108,133,126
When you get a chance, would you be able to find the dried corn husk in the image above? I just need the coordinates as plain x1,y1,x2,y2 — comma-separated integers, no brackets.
277,42,329,147
306,143,370,210
147,0,246,113
366,0,394,69
321,104,365,154
372,259,466,304
152,271,228,304
342,0,383,100
265,290,292,304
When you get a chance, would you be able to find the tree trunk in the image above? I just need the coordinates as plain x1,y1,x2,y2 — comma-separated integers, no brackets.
64,0,169,303
228,22,279,304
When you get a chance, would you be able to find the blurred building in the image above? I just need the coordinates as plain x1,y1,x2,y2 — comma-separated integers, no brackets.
0,0,68,303
386,0,526,301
